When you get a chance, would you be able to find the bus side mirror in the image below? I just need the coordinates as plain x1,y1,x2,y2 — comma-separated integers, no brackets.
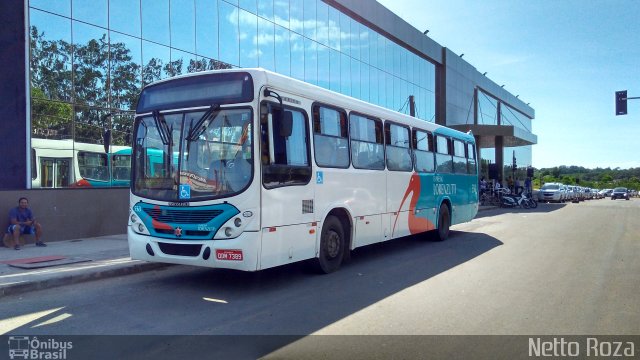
279,111,293,137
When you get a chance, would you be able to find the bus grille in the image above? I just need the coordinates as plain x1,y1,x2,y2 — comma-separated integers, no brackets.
143,208,224,224
158,242,202,257
156,229,211,236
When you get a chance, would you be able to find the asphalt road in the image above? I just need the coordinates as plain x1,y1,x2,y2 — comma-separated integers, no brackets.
1,198,638,358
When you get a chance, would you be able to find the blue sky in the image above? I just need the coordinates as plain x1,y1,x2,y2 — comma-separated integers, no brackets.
377,0,640,169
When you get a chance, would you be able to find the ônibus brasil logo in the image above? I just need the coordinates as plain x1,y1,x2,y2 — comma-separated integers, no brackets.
8,336,73,359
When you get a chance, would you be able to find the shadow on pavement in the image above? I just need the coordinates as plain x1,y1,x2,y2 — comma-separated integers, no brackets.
475,202,568,218
102,231,504,358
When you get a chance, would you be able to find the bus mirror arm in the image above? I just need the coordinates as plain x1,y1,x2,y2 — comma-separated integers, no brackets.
263,89,292,138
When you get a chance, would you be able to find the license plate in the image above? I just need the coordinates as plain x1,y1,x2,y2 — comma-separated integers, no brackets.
215,249,243,261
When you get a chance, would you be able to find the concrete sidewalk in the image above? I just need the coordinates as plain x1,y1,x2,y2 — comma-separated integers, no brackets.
0,206,499,298
0,234,169,297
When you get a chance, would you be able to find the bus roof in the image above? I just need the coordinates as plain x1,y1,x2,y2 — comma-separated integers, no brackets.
139,68,475,143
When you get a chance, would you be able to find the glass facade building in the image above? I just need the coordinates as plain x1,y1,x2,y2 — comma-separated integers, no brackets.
27,0,439,189
1,0,536,191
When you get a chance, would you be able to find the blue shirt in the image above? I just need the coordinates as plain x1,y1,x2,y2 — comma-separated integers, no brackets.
9,207,34,224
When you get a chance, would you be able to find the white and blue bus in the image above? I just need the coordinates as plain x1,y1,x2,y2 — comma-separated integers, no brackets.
128,69,478,273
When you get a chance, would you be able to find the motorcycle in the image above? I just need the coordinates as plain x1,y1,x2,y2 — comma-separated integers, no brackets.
498,189,535,208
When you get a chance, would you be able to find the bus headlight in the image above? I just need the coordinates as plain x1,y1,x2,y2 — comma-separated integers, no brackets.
130,213,138,223
138,223,145,233
234,218,242,227
224,227,233,237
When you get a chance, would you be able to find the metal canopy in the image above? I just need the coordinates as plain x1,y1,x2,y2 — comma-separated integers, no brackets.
449,124,538,149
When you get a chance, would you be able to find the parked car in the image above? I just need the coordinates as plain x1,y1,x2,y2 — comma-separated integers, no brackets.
611,187,630,200
600,189,613,197
538,182,565,203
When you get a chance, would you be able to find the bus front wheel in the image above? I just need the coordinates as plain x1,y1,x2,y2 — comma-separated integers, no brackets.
314,216,345,274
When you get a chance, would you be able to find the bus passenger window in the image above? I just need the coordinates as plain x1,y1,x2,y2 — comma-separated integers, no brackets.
452,140,467,174
349,113,384,170
313,105,349,168
435,136,453,173
385,123,412,171
413,129,434,173
467,142,477,174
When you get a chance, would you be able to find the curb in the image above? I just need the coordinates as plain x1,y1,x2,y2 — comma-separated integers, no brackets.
0,262,172,298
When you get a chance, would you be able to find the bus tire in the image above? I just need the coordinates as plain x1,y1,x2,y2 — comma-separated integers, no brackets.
314,216,345,274
433,204,450,242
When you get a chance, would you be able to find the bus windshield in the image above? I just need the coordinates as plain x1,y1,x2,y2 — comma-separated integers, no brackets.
132,107,253,201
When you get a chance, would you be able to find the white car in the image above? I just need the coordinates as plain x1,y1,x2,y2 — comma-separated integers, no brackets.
538,183,565,203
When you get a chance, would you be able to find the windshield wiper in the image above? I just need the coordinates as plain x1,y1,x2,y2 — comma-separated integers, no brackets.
186,104,220,141
152,110,171,146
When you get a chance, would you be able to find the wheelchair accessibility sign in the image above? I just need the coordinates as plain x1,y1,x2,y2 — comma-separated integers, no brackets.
179,184,191,199
316,171,323,184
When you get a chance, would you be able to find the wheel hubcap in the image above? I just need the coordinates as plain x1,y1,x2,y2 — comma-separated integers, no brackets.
326,231,340,258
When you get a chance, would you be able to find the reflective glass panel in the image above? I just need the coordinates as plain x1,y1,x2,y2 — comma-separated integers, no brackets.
290,31,304,81
31,138,74,188
327,6,340,51
109,0,141,37
360,63,369,103
171,0,196,53
351,58,360,99
196,0,219,60
368,29,376,68
289,0,303,35
316,0,328,46
169,49,196,76
29,10,73,102
73,0,107,27
239,0,257,14
340,53,350,96
219,1,240,66
329,48,340,92
142,40,171,85
317,44,329,90
30,0,70,17
273,0,289,28
258,0,274,21
239,10,258,68
74,106,104,145
359,27,369,64
109,31,142,111
303,0,316,41
142,0,170,46
258,18,275,71
274,25,290,76
73,21,109,107
304,38,317,85
350,20,360,61
339,12,350,56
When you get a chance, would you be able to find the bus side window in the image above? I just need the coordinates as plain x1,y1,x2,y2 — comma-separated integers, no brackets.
349,113,384,170
385,122,412,171
413,129,434,173
467,142,477,174
313,104,349,168
452,139,467,174
435,135,453,173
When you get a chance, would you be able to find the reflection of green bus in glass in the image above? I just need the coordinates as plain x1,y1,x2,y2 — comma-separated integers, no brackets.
31,138,131,188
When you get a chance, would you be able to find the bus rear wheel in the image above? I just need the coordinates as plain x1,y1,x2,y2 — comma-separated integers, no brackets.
433,204,450,242
314,216,345,274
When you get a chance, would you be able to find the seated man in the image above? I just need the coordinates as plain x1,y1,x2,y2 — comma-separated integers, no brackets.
6,197,45,250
